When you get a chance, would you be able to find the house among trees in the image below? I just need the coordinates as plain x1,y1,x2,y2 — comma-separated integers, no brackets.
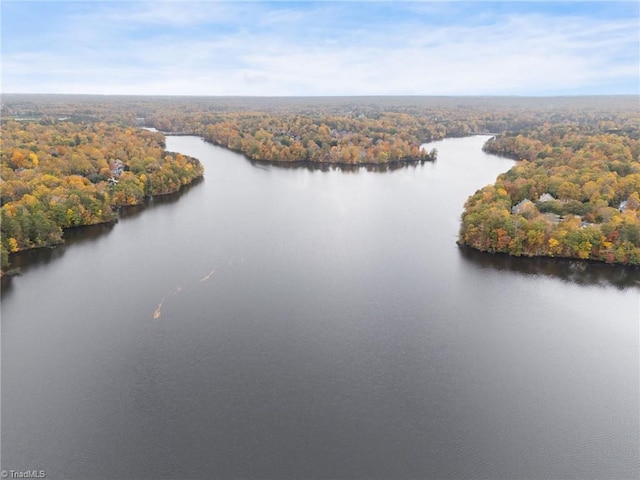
538,193,555,203
110,159,126,178
512,198,534,214
542,212,561,224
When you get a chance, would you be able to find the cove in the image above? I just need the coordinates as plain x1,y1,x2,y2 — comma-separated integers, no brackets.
1,135,638,480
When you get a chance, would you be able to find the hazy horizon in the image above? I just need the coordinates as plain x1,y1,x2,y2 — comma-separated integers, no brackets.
3,93,637,99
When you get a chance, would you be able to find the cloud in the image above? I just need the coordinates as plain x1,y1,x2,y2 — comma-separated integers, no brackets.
2,1,638,95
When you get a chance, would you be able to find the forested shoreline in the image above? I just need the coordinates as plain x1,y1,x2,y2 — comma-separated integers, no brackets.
0,119,204,271
459,127,640,264
1,95,638,271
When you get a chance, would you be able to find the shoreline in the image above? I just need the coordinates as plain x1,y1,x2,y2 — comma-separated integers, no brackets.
456,240,640,268
190,135,439,169
3,173,203,270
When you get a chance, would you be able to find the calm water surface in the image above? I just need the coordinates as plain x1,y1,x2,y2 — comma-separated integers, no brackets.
2,135,638,479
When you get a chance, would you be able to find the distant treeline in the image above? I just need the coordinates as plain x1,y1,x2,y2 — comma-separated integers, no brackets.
6,94,637,166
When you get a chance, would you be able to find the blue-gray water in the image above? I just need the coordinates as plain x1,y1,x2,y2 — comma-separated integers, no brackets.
2,135,638,479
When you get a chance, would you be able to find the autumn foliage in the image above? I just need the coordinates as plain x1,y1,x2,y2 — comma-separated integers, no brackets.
460,126,640,264
1,119,203,270
193,112,439,165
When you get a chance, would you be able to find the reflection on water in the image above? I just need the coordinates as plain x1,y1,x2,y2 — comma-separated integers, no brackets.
1,177,204,289
248,158,433,173
118,177,204,221
60,221,117,246
3,222,117,280
458,244,640,290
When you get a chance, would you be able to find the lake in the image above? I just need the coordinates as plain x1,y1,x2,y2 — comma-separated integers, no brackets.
1,135,638,479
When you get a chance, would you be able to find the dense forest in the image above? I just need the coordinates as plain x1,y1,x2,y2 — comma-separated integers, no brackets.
459,126,640,264
0,119,203,271
196,112,438,164
1,94,638,270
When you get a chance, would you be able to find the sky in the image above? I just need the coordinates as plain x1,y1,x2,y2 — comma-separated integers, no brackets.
1,1,638,96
